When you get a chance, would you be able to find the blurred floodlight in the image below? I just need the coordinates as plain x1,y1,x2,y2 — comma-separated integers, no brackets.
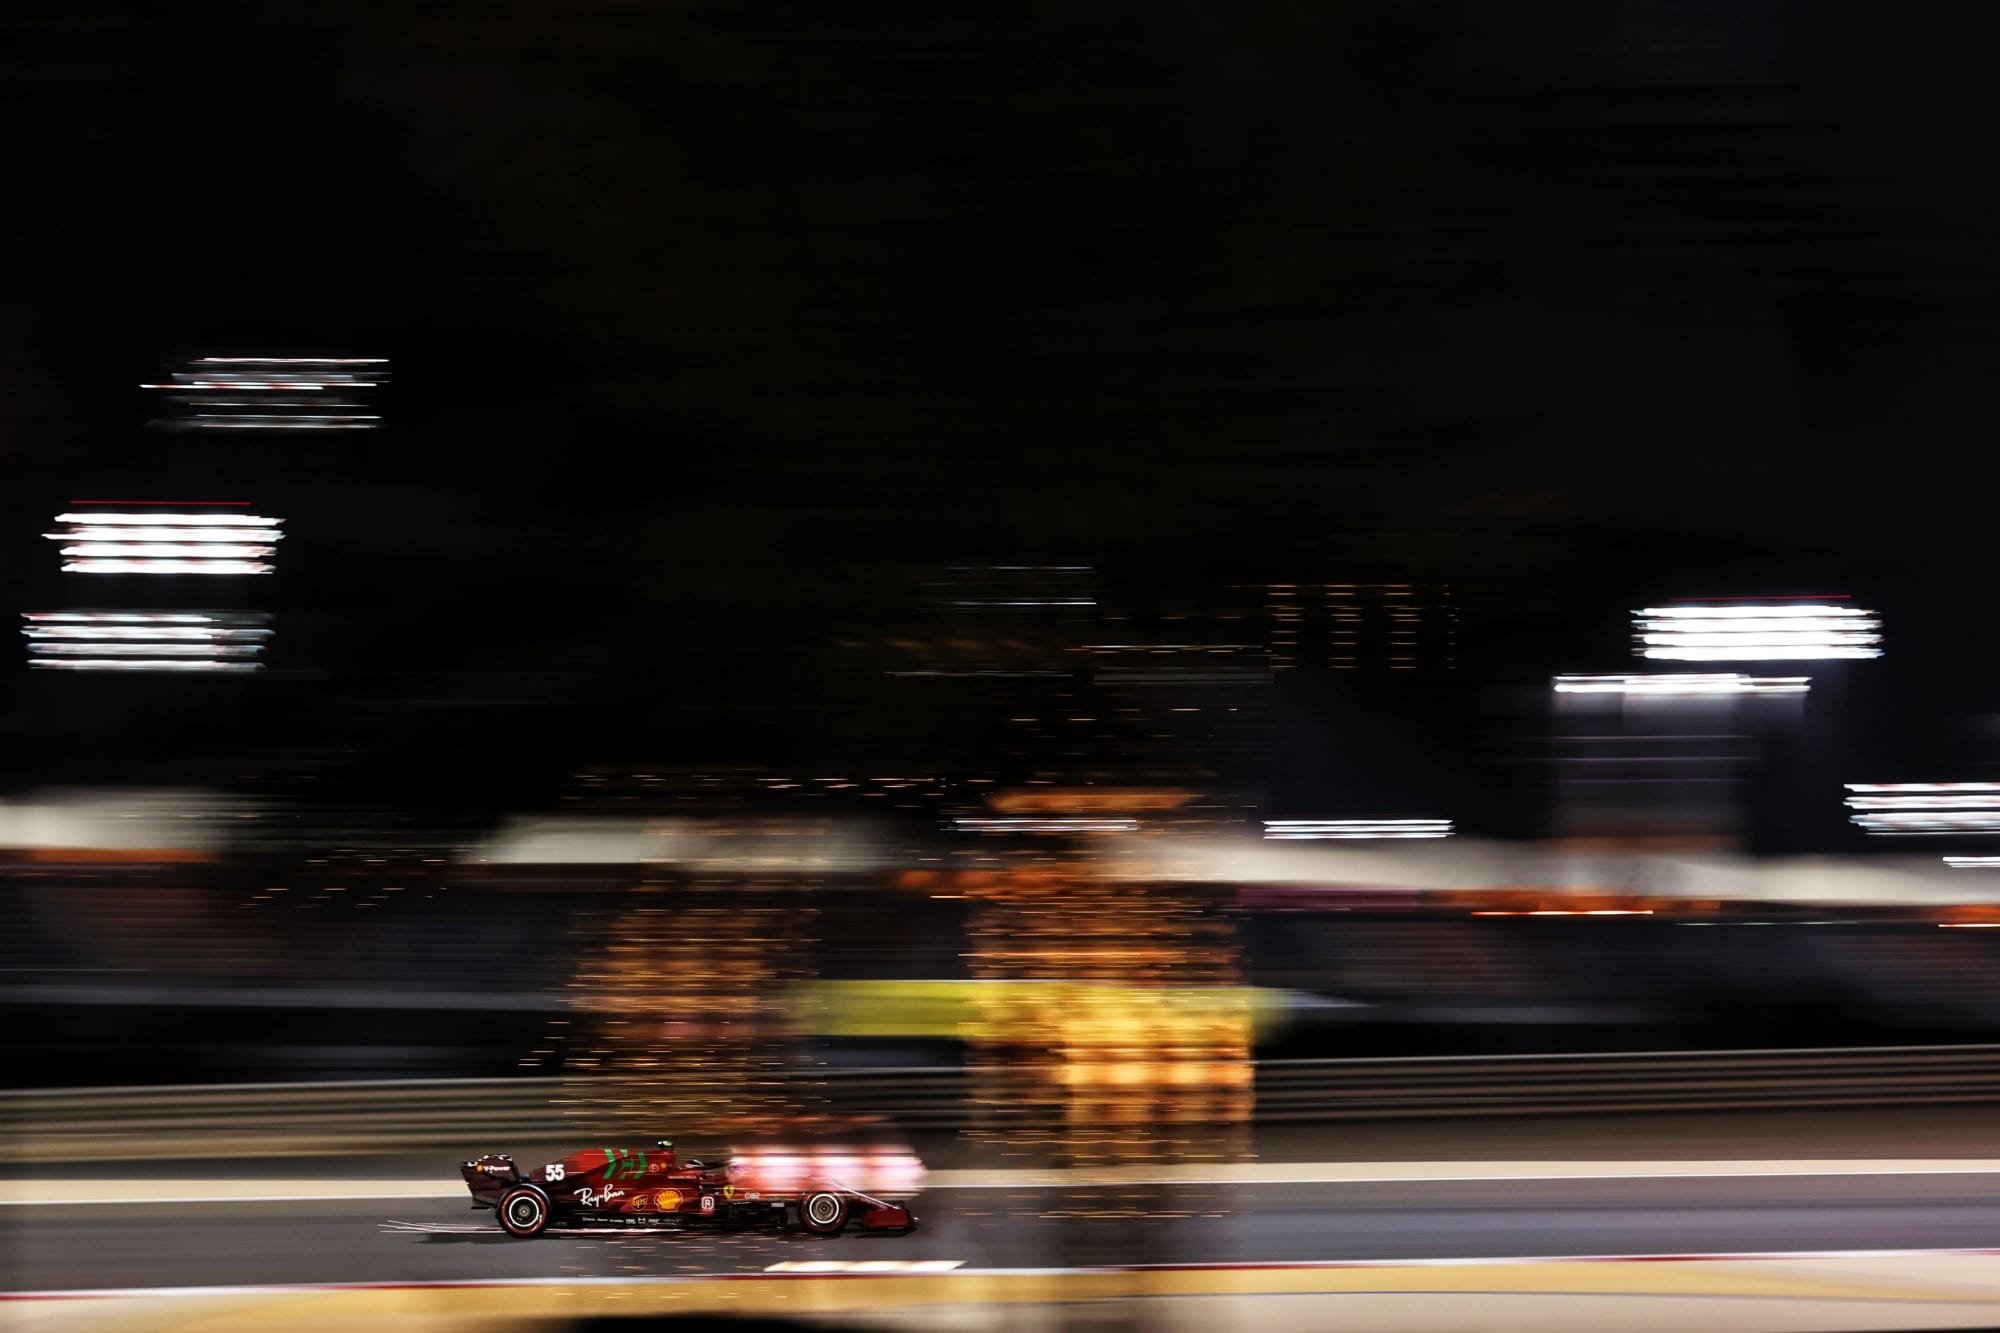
58,560,274,575
1943,856,2000,868
1635,603,1881,660
470,816,897,870
61,544,276,559
0,788,230,853
1845,783,2000,834
23,610,271,672
1846,794,2000,810
1262,819,1453,840
46,507,283,575
1554,673,1809,695
144,355,387,431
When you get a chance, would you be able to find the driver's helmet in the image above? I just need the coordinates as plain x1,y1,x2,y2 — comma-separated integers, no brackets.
655,1138,703,1168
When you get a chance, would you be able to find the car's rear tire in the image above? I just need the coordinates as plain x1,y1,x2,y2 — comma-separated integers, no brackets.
498,1185,551,1237
798,1190,848,1236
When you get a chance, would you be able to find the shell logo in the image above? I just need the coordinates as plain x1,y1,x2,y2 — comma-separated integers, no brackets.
652,1189,682,1211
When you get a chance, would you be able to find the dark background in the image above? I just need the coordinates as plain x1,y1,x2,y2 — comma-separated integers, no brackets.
3,0,1998,840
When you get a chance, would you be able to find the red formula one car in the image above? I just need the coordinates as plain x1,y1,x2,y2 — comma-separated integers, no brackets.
461,1138,920,1238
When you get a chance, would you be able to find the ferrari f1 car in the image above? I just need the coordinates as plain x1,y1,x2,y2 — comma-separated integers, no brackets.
461,1138,921,1237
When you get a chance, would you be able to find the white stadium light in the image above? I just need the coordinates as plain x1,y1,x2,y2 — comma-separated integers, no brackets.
1943,856,2000,869
52,512,284,527
143,356,387,430
59,560,275,576
1635,603,1881,661
23,610,272,673
63,527,277,542
45,509,283,575
1844,783,2000,835
60,544,277,559
1262,819,1454,840
1554,673,1809,695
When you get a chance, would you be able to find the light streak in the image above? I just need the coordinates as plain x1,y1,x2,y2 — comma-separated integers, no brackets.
61,527,283,543
23,611,273,672
51,512,280,527
31,642,259,657
29,659,260,672
1554,673,1809,695
144,355,386,431
1844,784,2000,835
1635,603,1882,661
59,544,276,560
952,817,1139,833
1262,819,1454,840
60,560,273,576
46,510,284,575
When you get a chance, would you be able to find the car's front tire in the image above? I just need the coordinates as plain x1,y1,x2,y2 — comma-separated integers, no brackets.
798,1190,848,1236
498,1185,551,1237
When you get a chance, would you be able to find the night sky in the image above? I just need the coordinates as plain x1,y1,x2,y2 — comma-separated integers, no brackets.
4,1,1999,828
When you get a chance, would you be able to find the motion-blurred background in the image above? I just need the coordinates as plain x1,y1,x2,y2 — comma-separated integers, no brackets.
8,3,2000,1329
